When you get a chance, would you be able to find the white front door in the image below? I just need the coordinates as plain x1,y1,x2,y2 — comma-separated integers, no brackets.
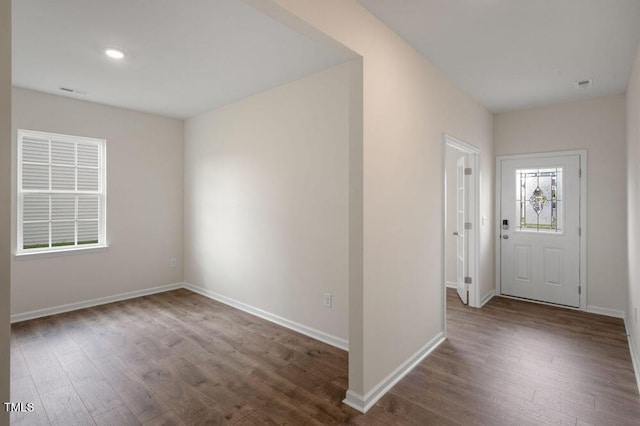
456,155,468,305
500,155,581,307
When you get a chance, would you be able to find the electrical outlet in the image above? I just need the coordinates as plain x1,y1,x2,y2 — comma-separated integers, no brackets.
323,293,332,308
170,258,177,268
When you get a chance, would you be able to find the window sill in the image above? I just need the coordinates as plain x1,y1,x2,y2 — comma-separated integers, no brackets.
14,245,109,260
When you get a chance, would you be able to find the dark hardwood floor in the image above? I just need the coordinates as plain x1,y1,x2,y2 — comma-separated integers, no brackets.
10,288,640,425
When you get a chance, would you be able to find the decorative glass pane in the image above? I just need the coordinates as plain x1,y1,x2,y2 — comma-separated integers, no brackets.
515,168,563,233
529,186,547,214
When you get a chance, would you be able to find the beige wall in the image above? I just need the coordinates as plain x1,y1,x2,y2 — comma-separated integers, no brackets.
184,62,354,343
627,42,640,380
445,146,465,286
0,0,11,423
11,88,184,315
495,95,627,313
268,0,494,399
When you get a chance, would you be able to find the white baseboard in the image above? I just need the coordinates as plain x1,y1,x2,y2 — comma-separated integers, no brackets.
624,317,640,394
10,282,185,323
342,331,445,413
586,305,626,319
445,281,457,289
480,290,495,307
183,282,348,351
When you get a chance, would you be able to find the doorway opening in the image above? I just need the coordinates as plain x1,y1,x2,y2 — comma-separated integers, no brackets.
443,134,480,318
495,150,587,310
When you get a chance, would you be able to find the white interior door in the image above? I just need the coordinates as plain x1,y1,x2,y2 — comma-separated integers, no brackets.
456,155,468,304
500,155,581,307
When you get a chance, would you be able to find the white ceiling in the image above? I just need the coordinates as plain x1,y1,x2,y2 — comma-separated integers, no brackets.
357,0,640,112
13,0,353,119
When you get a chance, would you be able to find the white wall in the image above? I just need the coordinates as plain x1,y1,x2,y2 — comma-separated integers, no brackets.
264,0,494,402
445,146,465,286
495,95,627,313
0,0,11,422
184,62,354,343
626,42,640,383
11,88,184,315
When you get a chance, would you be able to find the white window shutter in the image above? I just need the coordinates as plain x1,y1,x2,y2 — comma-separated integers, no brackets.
22,137,50,191
77,143,100,191
52,166,75,190
77,168,99,191
51,194,75,246
23,222,50,249
22,194,50,249
78,196,99,219
52,221,75,246
78,221,99,244
22,163,49,190
78,195,99,244
51,140,74,165
77,143,99,167
18,130,106,254
22,137,49,163
23,194,49,221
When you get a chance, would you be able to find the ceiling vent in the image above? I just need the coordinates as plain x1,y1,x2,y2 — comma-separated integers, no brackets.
575,79,592,89
59,87,88,95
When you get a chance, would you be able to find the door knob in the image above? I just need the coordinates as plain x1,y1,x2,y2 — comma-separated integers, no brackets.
453,232,459,236
502,235,509,239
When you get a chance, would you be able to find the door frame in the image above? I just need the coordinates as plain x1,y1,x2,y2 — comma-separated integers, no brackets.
443,134,480,312
495,149,588,311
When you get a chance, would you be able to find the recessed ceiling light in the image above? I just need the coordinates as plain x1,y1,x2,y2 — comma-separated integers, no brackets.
105,48,125,59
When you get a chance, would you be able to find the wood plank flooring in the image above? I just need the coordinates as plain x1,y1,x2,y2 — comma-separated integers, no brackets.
10,288,640,425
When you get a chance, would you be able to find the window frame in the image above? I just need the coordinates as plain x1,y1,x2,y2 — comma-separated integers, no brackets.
16,129,107,257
